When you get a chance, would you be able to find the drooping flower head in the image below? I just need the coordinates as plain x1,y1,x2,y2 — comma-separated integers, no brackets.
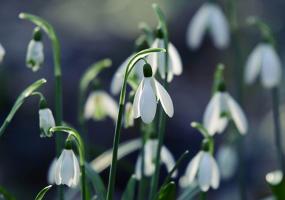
135,138,177,179
84,90,118,122
133,63,174,124
26,27,44,72
244,43,281,89
54,148,80,188
148,28,183,82
186,2,230,50
39,98,55,138
203,66,248,135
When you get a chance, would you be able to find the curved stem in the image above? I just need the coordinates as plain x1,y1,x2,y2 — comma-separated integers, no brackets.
50,126,87,200
106,48,165,200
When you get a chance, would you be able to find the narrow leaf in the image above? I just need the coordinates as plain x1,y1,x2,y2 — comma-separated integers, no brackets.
85,164,106,200
90,138,142,172
0,79,46,137
34,185,52,200
177,184,200,200
157,182,176,200
121,175,137,200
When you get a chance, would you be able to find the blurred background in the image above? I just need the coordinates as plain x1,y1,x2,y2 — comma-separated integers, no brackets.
0,0,285,199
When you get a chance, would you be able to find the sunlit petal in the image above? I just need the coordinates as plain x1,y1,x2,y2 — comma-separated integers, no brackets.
161,146,177,177
198,152,212,192
133,80,144,118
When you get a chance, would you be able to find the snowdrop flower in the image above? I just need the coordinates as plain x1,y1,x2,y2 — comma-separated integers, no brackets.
203,84,248,135
124,102,134,128
84,91,118,122
148,33,183,82
39,108,55,137
186,2,230,50
180,150,220,191
26,27,44,72
217,145,238,180
133,63,174,124
0,43,5,63
244,43,282,89
47,158,57,184
135,139,177,179
54,149,80,188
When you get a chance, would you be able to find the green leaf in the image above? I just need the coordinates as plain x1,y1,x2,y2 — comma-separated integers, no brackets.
0,186,16,200
34,185,52,200
177,184,200,200
121,175,137,200
90,138,142,172
157,182,176,200
85,164,106,200
0,79,46,137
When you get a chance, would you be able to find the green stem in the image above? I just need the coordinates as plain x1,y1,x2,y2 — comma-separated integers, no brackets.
106,48,165,200
199,192,207,200
50,126,87,200
272,88,285,174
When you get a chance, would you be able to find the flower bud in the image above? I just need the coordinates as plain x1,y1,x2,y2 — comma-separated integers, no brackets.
39,108,55,137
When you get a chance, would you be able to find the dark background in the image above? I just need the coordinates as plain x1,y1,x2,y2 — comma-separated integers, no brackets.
0,0,285,199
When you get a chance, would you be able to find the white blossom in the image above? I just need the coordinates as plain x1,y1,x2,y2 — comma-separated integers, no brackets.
47,158,57,184
180,151,220,192
186,2,230,50
244,43,282,89
26,40,44,71
124,102,134,128
0,43,5,63
84,91,118,122
217,145,238,180
39,108,55,137
148,38,183,82
54,149,80,188
135,139,177,179
203,91,248,135
133,64,174,124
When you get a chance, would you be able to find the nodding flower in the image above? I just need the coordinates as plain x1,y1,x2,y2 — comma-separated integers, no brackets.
186,2,230,50
26,27,44,72
0,43,5,63
133,63,174,124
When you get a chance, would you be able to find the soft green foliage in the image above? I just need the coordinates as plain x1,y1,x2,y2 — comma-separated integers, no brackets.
34,185,52,200
157,182,176,200
122,175,137,200
0,186,16,200
0,79,46,137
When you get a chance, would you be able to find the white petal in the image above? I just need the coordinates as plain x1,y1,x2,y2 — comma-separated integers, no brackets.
135,156,142,180
217,145,238,179
110,56,130,95
186,3,209,49
203,93,223,135
39,108,55,137
70,150,80,187
144,139,157,176
100,92,119,122
244,44,263,85
154,79,174,117
47,158,57,184
208,4,230,49
198,152,212,192
210,155,220,189
133,80,144,118
226,93,248,134
148,39,160,74
184,151,203,184
26,40,44,71
261,44,282,88
0,43,5,63
168,42,183,82
84,93,96,119
140,78,157,124
161,146,177,177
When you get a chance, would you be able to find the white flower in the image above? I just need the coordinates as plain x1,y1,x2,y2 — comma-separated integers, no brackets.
47,158,57,184
244,43,282,89
26,39,44,71
39,108,55,137
148,38,183,82
55,149,80,188
203,91,248,135
179,151,220,192
217,145,238,180
0,43,5,63
124,102,134,128
110,55,145,95
186,2,230,50
135,139,177,179
133,63,174,124
84,91,118,122
266,170,283,186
